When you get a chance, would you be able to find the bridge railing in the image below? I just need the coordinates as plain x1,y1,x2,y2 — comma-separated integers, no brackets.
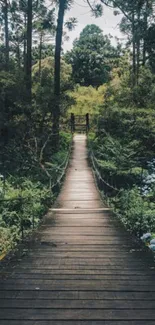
89,143,150,237
69,113,100,133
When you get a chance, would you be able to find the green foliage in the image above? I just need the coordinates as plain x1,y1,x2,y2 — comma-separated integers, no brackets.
0,177,53,252
59,131,72,150
32,44,54,63
111,187,155,236
32,57,72,122
97,106,155,162
65,24,119,87
0,70,26,117
0,227,19,254
68,85,106,115
88,59,155,236
0,132,71,254
104,58,155,109
32,57,72,90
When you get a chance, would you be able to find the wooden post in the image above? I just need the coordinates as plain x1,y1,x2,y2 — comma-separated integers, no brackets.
71,113,75,133
86,113,89,133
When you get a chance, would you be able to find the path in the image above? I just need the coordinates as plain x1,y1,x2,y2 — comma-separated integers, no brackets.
0,134,155,324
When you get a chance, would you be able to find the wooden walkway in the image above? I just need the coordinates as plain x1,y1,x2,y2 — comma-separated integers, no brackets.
1,134,155,324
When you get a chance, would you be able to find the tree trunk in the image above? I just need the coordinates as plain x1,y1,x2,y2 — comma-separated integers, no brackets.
53,0,66,144
4,0,9,70
39,31,43,81
24,14,27,74
26,0,32,102
142,0,148,66
136,6,141,84
132,10,136,87
17,42,21,69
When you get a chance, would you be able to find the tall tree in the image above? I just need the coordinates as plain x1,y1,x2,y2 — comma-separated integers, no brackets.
53,0,67,139
33,8,55,81
98,0,155,84
26,0,32,101
65,24,119,87
0,0,9,70
4,0,9,70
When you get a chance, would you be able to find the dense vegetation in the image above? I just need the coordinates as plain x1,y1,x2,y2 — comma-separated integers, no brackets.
0,0,73,253
0,131,71,253
88,59,155,236
0,0,155,253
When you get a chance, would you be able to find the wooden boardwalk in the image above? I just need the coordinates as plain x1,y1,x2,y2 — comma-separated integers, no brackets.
1,134,155,324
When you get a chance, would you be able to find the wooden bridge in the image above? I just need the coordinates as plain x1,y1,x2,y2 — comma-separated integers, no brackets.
70,113,90,133
1,134,155,324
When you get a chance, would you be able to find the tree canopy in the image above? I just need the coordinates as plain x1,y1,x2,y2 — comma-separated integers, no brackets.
65,24,119,87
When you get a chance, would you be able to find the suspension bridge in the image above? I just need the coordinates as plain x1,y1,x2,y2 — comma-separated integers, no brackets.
0,132,155,324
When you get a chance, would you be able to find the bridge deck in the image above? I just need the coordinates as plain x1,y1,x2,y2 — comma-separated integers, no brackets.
0,134,155,325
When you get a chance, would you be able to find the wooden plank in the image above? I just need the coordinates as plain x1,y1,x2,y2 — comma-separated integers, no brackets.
8,274,155,281
1,308,155,320
39,228,126,235
26,252,151,259
49,209,110,213
1,290,155,300
27,247,140,252
14,265,151,270
15,261,149,269
38,239,138,245
1,299,155,309
53,202,104,208
1,321,155,325
1,281,155,291
2,277,155,286
10,269,155,276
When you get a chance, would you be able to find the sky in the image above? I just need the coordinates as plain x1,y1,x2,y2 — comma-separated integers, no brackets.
63,0,125,52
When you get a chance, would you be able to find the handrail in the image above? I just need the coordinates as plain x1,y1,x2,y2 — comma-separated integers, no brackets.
0,138,73,203
90,150,119,192
40,136,73,191
51,139,72,190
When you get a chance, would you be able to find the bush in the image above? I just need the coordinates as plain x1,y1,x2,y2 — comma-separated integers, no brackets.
0,132,72,254
109,187,155,236
0,179,54,251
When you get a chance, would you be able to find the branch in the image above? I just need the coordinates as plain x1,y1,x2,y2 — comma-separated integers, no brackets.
100,0,132,22
86,0,95,12
86,0,103,17
100,0,113,9
39,132,53,163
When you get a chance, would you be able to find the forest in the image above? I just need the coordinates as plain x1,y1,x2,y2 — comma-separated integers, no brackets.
0,0,155,254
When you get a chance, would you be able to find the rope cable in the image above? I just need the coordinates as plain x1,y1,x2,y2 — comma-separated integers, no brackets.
88,140,119,192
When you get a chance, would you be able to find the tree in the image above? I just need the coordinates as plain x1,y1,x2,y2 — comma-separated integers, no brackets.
53,0,77,144
32,44,54,64
32,56,72,131
68,84,107,115
145,24,155,72
33,8,55,80
0,0,9,70
65,24,119,87
26,0,32,102
97,0,155,85
51,0,103,144
53,0,67,141
3,0,9,70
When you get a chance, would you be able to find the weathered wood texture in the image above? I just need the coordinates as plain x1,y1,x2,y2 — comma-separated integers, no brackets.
0,134,155,325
